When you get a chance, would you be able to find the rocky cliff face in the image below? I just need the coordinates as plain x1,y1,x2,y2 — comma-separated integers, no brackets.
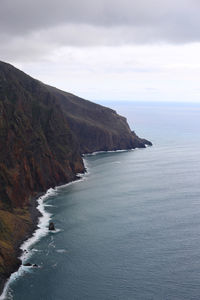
0,61,84,290
0,61,151,293
45,85,152,153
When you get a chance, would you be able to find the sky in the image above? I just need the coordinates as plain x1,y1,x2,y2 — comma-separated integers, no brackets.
1,0,200,103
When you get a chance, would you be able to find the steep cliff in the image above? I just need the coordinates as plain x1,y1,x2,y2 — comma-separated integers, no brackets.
45,85,152,153
0,61,84,290
0,61,151,293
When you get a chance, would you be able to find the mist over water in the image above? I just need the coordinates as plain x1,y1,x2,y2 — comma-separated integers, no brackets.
5,102,200,300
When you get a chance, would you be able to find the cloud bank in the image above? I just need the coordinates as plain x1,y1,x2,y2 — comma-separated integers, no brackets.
1,0,200,103
1,0,200,50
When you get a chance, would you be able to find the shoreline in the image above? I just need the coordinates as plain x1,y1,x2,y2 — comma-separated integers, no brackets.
0,172,86,299
0,147,149,298
0,191,51,300
0,194,42,299
82,144,152,157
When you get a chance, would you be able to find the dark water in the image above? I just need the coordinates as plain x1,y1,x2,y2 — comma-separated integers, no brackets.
5,102,200,299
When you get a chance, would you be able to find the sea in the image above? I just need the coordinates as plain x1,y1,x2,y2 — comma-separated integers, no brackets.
1,101,200,300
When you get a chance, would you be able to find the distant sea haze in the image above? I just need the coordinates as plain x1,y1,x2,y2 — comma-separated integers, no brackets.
4,101,200,300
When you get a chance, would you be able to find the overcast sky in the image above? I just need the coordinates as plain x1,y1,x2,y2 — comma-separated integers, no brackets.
1,0,200,102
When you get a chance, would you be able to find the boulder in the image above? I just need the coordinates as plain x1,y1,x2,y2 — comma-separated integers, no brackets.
49,222,55,231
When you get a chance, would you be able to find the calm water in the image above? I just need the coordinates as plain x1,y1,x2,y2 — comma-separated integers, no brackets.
5,102,200,299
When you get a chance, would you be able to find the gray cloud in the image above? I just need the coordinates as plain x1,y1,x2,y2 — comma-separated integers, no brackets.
1,0,200,63
1,0,200,40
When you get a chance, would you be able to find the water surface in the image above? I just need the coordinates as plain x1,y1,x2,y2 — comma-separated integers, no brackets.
5,102,200,300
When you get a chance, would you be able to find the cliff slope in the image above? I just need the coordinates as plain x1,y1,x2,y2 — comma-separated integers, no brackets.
0,61,151,293
0,61,84,290
46,85,151,153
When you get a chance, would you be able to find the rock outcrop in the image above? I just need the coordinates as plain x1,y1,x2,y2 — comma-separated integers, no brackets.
49,222,55,231
0,60,151,294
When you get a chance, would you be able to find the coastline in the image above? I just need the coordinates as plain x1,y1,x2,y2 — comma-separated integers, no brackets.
0,191,49,300
0,147,151,298
82,145,152,157
0,194,42,299
0,172,86,299
0,149,123,297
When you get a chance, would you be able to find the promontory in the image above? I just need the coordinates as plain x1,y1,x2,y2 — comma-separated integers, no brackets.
0,61,152,294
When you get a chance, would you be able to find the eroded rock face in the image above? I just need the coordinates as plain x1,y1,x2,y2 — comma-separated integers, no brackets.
0,61,152,293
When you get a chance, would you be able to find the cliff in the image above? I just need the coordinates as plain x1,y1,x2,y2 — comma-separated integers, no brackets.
0,61,151,293
45,85,152,153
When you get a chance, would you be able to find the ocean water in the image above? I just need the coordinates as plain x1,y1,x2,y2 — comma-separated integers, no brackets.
2,101,200,300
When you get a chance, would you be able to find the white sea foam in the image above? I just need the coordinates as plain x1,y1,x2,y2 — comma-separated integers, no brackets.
0,165,88,300
0,158,90,299
20,188,57,261
82,158,90,176
49,228,62,234
31,249,42,252
53,161,89,194
83,149,135,157
0,188,57,300
56,249,67,253
0,265,33,300
55,177,85,190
